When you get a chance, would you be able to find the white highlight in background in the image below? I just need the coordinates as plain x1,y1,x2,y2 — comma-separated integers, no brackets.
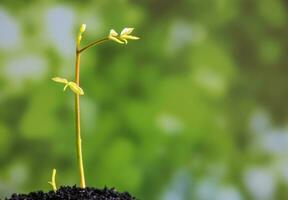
44,6,75,57
3,55,47,86
0,8,22,50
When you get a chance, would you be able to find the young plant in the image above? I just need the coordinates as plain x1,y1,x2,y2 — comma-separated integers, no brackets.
48,169,57,192
51,24,139,189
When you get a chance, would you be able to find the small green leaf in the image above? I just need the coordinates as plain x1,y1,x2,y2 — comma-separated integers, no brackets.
68,82,84,95
52,77,68,84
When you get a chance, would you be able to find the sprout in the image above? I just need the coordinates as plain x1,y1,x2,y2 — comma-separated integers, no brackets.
48,169,57,192
51,24,139,189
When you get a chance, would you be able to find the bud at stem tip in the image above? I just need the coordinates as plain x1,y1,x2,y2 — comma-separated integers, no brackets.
80,24,86,33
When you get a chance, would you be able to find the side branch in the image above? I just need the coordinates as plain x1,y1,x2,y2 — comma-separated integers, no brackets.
79,38,109,53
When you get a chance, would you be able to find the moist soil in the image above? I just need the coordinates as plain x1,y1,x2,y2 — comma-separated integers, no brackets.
5,185,136,200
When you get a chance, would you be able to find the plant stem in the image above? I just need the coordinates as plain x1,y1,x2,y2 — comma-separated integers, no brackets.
74,35,109,188
75,43,86,188
79,37,109,53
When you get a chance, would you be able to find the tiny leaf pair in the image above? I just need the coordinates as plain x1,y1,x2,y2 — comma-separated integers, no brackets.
52,77,84,95
108,28,139,44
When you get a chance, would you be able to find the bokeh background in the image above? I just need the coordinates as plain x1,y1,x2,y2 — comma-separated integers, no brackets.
0,0,288,199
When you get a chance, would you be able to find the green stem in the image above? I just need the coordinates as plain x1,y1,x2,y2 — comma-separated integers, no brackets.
79,37,109,53
75,43,86,188
74,34,110,188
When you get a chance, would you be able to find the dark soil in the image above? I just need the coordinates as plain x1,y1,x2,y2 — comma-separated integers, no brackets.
5,186,136,200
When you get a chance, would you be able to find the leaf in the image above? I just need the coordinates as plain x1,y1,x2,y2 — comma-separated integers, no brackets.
120,28,134,36
109,36,125,44
68,82,84,95
109,29,118,37
52,77,68,84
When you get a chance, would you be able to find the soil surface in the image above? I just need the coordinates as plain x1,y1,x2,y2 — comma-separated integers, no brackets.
5,186,136,200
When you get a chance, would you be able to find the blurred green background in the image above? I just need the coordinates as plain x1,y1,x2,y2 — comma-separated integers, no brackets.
0,0,288,199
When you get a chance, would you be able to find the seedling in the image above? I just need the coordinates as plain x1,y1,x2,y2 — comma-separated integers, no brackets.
51,24,139,189
48,168,57,191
